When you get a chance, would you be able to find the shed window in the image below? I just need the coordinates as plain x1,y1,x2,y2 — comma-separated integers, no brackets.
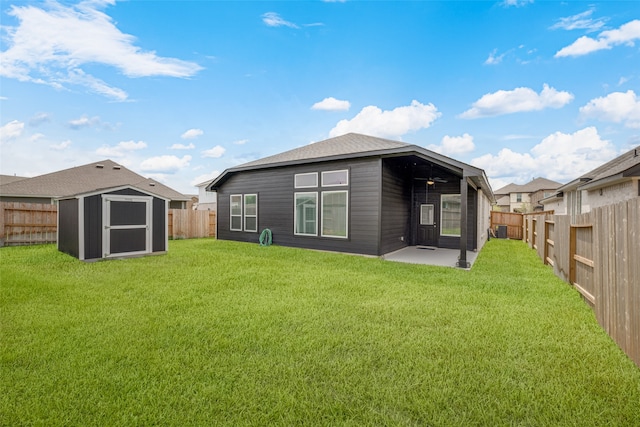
294,192,317,236
230,195,242,231
322,170,349,187
295,173,318,188
322,191,348,238
441,194,461,237
244,194,258,232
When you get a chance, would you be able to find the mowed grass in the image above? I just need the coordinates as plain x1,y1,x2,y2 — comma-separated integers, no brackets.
1,239,639,426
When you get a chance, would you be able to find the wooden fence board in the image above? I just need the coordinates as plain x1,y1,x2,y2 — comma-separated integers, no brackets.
523,198,640,367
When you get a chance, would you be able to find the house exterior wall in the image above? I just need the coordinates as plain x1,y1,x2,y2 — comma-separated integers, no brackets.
380,158,411,254
584,180,638,211
509,192,531,212
216,158,382,255
476,188,491,251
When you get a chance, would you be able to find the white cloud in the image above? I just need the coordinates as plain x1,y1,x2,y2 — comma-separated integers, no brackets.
0,120,25,143
579,90,640,128
202,145,226,158
550,9,606,32
29,112,52,127
484,49,506,65
0,0,202,100
262,12,299,29
233,139,249,145
170,143,195,150
50,139,71,150
68,115,101,129
427,133,475,156
459,84,574,119
30,133,45,142
96,140,147,157
501,0,533,7
329,100,441,139
140,155,191,173
555,20,640,58
471,127,617,184
311,97,351,111
181,128,204,139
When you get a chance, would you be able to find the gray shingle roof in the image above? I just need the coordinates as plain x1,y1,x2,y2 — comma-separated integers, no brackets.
583,145,640,182
495,177,562,195
238,133,411,169
0,159,188,201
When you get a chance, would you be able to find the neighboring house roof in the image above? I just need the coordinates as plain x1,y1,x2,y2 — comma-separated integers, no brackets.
208,133,495,201
0,159,189,201
494,177,562,196
553,145,640,193
0,174,29,186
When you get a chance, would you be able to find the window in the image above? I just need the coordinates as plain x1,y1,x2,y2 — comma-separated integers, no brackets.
244,194,257,232
322,191,348,238
441,194,461,236
516,193,522,202
294,193,317,236
420,204,434,225
295,173,318,188
230,195,242,231
322,170,348,187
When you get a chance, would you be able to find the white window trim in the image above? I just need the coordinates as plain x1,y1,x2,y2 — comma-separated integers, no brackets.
440,194,461,237
321,190,349,239
230,194,242,231
295,172,318,189
243,194,258,232
321,170,349,187
294,192,318,236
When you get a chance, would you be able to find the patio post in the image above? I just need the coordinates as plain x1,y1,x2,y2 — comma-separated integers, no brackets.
457,177,470,268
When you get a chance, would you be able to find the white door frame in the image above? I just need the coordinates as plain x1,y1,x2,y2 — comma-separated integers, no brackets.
102,194,153,258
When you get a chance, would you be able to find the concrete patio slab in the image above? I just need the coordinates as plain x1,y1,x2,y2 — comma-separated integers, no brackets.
382,246,478,269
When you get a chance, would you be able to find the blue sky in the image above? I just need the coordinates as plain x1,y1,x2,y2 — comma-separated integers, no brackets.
1,0,639,194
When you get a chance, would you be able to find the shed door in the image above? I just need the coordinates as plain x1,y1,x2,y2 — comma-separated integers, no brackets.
102,195,152,258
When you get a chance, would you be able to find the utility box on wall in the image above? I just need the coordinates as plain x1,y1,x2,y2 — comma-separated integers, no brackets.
57,186,168,261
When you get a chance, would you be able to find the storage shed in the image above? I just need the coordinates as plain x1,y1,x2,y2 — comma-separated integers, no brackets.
57,185,168,261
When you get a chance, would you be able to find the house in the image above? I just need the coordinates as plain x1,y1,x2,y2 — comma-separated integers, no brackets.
0,160,189,209
206,133,495,267
195,179,217,211
494,177,562,213
541,145,640,220
58,185,168,261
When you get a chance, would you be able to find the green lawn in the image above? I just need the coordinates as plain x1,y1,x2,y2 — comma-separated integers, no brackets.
1,239,639,426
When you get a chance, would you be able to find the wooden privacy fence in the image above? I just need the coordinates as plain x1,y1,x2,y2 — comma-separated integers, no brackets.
490,211,523,240
168,209,216,239
523,198,640,367
1,202,216,246
0,202,58,247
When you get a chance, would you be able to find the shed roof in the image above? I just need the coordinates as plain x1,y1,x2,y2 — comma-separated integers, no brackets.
0,159,188,201
207,133,495,200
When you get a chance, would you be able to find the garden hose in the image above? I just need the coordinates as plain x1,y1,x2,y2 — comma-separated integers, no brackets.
259,228,272,246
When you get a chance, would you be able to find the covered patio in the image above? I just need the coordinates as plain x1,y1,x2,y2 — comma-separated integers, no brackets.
382,246,479,269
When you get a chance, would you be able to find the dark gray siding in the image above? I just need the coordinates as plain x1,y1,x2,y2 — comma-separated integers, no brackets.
153,198,166,252
84,194,102,260
217,158,382,255
380,158,411,254
58,198,79,258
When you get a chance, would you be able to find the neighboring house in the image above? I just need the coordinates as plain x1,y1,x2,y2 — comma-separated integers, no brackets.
0,174,28,186
195,180,217,211
541,145,640,220
207,133,495,266
0,159,190,209
494,177,562,212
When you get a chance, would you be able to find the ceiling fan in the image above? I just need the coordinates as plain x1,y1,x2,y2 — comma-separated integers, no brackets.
414,176,447,185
